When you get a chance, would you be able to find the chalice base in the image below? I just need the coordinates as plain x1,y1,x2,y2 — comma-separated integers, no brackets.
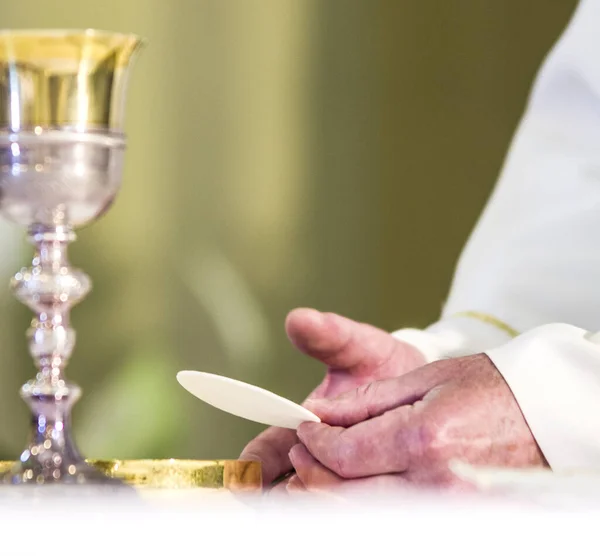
1,459,124,487
2,383,128,487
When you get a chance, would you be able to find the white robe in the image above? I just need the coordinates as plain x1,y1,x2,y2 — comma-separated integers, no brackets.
392,0,600,472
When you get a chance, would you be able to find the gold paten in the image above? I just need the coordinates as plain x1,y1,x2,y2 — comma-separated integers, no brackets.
0,459,262,491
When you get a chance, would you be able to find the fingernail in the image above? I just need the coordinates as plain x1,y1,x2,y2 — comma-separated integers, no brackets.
303,399,317,411
290,307,324,325
304,398,326,412
286,475,305,493
288,444,301,465
296,422,317,441
305,308,324,320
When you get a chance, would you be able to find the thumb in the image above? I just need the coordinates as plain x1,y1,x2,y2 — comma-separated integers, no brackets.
285,308,406,375
304,363,443,427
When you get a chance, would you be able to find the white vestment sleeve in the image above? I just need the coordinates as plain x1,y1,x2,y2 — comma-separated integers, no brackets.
391,0,600,471
394,0,600,361
486,324,600,470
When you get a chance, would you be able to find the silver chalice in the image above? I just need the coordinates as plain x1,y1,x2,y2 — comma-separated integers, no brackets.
0,29,144,485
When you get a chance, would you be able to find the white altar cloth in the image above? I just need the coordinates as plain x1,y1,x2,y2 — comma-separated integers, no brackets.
2,468,600,556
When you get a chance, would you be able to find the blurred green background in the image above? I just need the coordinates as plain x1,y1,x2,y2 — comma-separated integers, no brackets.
0,1,577,460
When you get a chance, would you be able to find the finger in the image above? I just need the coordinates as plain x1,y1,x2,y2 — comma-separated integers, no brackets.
289,443,344,490
269,476,292,497
285,308,405,375
290,444,412,499
305,364,443,427
239,426,299,485
285,474,306,493
297,407,414,479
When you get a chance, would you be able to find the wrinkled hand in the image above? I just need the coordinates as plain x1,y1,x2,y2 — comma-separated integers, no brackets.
239,308,426,490
290,353,548,495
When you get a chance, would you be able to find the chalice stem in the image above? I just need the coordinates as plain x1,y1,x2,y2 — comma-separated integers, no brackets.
4,224,107,484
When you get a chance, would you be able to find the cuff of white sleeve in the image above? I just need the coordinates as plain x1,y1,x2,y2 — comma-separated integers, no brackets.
486,323,600,472
392,314,516,364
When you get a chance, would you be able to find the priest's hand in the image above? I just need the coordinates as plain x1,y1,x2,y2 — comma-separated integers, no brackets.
290,353,548,494
239,308,426,490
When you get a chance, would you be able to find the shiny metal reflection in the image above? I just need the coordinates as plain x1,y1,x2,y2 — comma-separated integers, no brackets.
0,459,263,491
0,28,144,131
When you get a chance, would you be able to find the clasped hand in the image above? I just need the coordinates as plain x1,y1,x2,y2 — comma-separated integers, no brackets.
240,308,547,496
